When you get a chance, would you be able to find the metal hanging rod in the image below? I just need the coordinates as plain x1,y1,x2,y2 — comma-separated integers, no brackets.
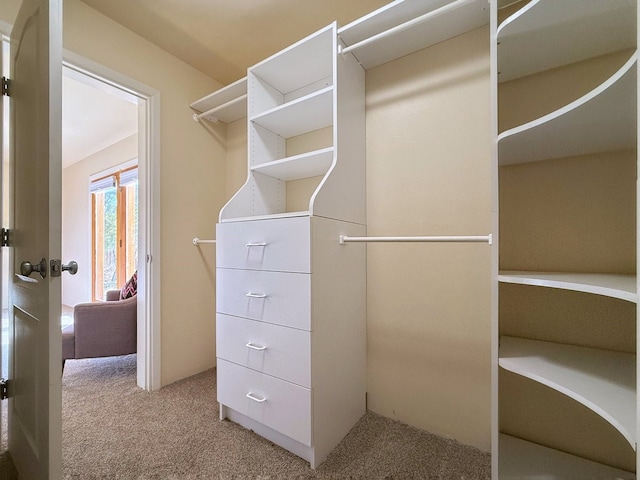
339,234,492,245
192,94,248,123
340,0,477,56
193,238,216,246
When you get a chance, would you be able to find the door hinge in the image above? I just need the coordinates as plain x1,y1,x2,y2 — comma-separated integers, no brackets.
1,77,10,97
0,378,8,400
1,228,10,247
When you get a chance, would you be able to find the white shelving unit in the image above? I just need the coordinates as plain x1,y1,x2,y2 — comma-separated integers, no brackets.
214,22,367,469
493,0,638,476
218,24,356,223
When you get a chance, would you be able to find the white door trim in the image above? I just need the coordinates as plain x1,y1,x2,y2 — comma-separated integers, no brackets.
62,50,162,391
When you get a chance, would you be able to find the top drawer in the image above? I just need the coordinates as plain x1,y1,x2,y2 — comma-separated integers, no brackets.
217,216,310,273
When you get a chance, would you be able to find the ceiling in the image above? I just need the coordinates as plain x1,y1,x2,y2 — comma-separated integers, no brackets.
62,72,138,168
79,0,390,85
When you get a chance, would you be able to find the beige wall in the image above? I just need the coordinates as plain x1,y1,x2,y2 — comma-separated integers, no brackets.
365,26,492,451
62,134,138,307
224,26,493,451
0,0,228,386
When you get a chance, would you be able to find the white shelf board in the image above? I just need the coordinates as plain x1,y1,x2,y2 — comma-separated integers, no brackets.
498,271,637,303
499,336,636,449
338,0,488,70
251,86,333,139
251,24,334,95
499,434,635,479
190,77,247,123
251,147,334,181
219,211,311,223
498,55,637,165
497,0,636,82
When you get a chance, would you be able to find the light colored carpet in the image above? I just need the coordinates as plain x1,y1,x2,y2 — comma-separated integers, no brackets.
3,354,491,478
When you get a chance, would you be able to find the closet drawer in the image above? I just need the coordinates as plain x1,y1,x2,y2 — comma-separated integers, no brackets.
217,359,312,446
216,216,311,273
217,268,311,330
217,314,311,388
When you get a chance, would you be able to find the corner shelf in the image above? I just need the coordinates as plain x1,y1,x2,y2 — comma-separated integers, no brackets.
499,434,635,479
190,77,247,124
498,54,637,165
499,336,636,448
498,271,637,303
250,24,334,96
497,0,636,82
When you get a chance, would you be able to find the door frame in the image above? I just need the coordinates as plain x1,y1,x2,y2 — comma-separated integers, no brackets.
61,50,161,391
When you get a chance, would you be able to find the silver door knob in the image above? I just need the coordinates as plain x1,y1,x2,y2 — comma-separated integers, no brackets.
20,258,47,279
50,259,78,277
62,261,78,275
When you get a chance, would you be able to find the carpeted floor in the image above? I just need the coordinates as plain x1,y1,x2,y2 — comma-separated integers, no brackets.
2,354,491,479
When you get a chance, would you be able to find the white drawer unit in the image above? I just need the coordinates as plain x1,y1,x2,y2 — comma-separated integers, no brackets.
216,313,311,387
217,359,312,446
211,21,367,469
216,216,311,273
216,268,311,330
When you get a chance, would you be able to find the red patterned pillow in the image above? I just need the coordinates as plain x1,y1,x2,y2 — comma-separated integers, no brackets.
120,271,137,300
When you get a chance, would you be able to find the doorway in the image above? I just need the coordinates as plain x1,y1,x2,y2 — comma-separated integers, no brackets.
60,55,161,391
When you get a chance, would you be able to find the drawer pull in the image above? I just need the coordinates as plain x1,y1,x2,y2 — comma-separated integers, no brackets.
246,392,267,403
245,242,267,247
245,292,267,299
246,342,267,351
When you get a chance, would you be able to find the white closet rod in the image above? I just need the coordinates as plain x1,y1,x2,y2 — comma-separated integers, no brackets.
339,234,492,245
192,94,248,123
340,0,477,56
193,238,216,246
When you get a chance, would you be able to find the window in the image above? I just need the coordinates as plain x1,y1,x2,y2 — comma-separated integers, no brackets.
91,166,138,300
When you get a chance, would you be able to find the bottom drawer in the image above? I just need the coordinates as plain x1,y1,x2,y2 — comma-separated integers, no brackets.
217,359,312,446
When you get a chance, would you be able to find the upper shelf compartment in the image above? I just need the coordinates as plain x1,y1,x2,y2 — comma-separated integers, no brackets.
338,0,488,70
250,24,334,102
190,77,247,124
498,55,637,165
497,0,636,82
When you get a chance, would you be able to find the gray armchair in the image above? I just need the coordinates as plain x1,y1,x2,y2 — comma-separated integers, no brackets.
62,289,137,369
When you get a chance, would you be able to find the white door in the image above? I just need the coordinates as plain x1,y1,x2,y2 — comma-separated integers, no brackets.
5,0,63,478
